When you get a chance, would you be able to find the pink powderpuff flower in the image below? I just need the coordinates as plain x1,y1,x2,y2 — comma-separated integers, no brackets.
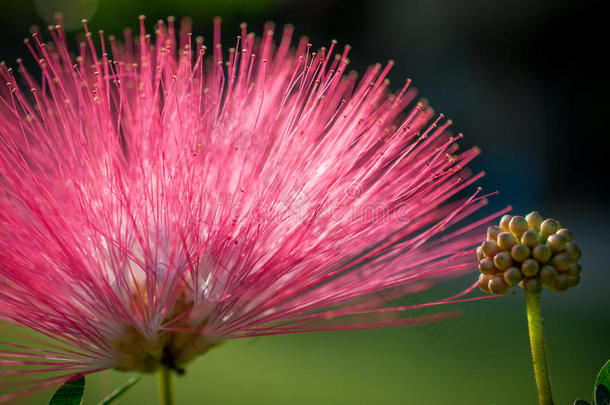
0,16,505,400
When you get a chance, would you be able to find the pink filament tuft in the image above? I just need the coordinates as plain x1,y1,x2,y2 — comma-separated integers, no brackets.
1,16,504,396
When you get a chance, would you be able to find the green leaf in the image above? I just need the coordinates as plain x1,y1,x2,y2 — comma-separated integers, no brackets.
596,384,610,405
49,375,85,405
593,360,610,405
97,376,140,405
594,360,610,405
596,360,610,390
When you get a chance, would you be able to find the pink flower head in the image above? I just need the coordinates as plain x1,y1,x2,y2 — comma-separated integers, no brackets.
0,16,504,399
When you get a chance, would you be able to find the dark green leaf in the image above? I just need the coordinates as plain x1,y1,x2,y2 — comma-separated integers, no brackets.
596,360,610,391
97,376,140,405
594,360,610,405
595,384,610,405
49,375,85,405
574,399,590,405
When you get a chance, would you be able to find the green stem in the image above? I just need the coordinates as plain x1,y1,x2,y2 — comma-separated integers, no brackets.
525,292,553,405
157,367,175,405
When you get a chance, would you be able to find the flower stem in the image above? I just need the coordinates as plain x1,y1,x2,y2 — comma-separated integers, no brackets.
525,292,553,405
157,367,175,405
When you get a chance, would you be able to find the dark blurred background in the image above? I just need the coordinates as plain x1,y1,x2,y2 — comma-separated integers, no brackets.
1,0,608,404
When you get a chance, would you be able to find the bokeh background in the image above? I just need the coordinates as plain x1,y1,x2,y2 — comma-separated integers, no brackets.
0,0,608,404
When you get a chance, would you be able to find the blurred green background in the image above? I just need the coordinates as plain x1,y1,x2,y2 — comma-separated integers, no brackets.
1,0,608,404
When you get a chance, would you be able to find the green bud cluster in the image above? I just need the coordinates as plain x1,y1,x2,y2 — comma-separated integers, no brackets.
477,211,582,295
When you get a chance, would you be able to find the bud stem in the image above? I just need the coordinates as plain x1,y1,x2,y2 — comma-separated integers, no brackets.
525,292,554,405
157,366,175,405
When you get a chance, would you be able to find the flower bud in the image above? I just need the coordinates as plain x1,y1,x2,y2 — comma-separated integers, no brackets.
566,262,582,277
525,211,543,232
521,258,539,277
478,258,496,275
509,216,528,237
564,242,581,261
477,212,581,294
546,234,566,253
497,232,517,251
523,277,542,294
478,274,492,293
499,215,512,232
556,228,572,242
568,275,580,288
521,230,539,248
493,251,513,271
540,218,559,237
481,240,499,259
553,273,570,291
511,244,530,262
487,226,502,241
503,267,523,286
551,252,571,271
489,276,510,294
538,265,558,286
532,245,551,263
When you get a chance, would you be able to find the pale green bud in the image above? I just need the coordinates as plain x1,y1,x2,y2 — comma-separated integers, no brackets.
499,215,512,232
487,226,502,241
523,277,542,294
511,244,530,262
489,276,510,295
532,245,552,263
525,211,543,232
568,275,580,288
551,252,571,271
564,242,582,261
553,274,570,291
556,228,572,242
546,234,566,253
509,216,528,237
504,267,523,286
539,265,558,286
481,240,499,259
521,230,539,248
567,262,582,277
478,274,492,293
478,258,496,275
540,218,560,237
493,251,513,271
521,258,540,277
497,232,517,251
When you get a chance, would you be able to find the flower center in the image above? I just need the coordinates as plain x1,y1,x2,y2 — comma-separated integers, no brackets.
109,289,222,373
